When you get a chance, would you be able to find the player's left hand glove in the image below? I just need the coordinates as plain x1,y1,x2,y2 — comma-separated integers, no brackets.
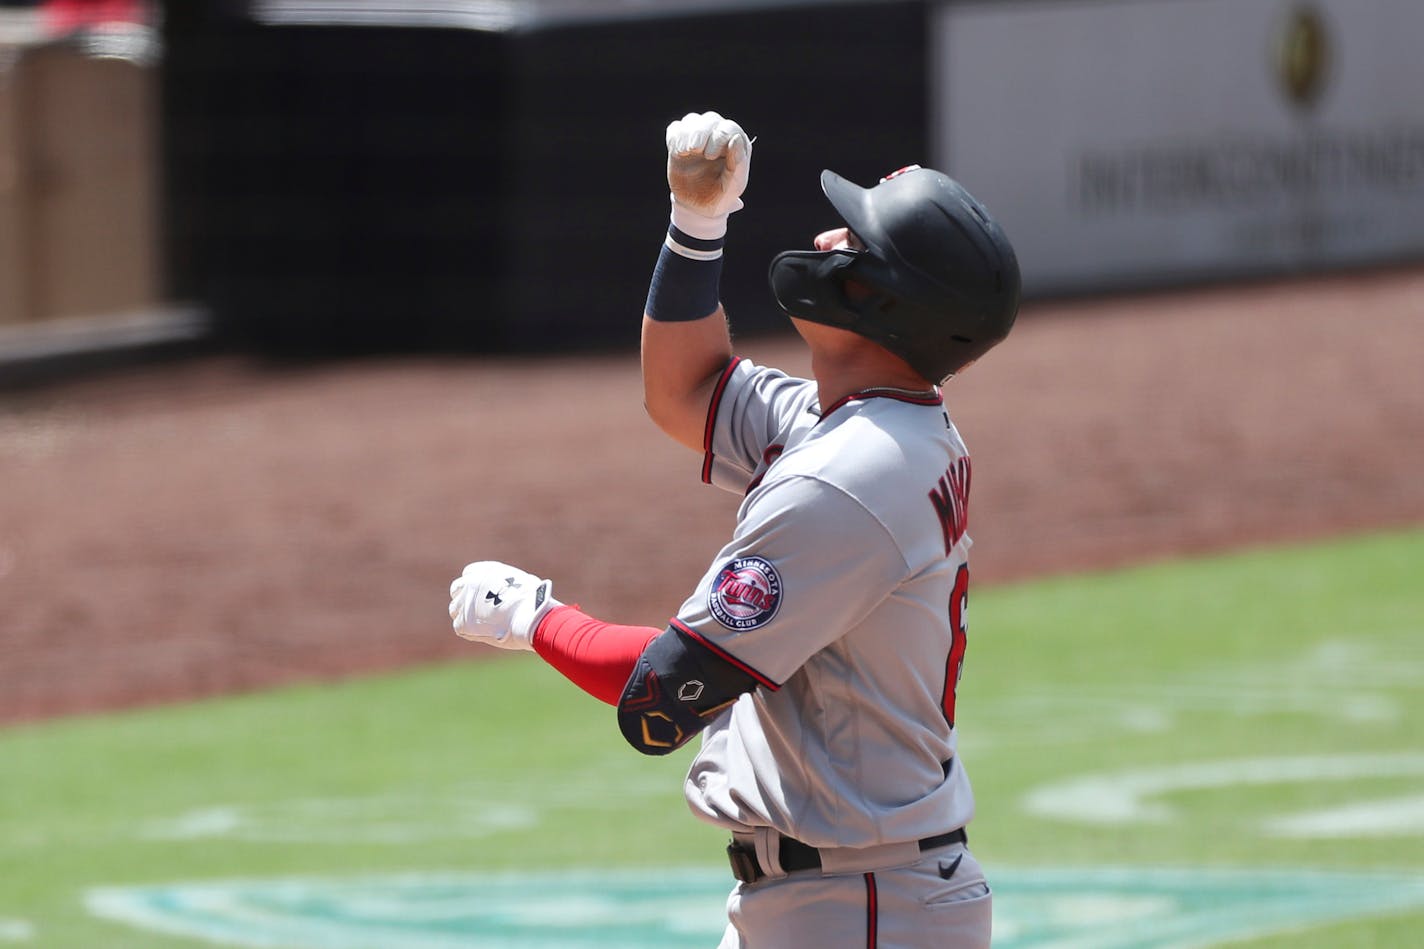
448,562,562,651
666,110,753,240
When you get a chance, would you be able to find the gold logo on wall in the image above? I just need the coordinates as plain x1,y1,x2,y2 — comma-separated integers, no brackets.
1274,5,1331,109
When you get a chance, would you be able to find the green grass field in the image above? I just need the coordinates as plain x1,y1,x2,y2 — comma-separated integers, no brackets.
2,528,1422,947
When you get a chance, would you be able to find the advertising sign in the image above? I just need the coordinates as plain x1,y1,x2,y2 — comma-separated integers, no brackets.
933,0,1424,293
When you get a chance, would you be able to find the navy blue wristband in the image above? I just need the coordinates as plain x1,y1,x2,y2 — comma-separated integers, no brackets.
645,225,725,322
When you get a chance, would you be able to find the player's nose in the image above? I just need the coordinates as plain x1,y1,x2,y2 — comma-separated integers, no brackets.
814,227,865,252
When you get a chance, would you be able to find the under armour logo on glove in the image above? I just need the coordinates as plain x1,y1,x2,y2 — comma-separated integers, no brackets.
485,576,521,607
451,562,562,652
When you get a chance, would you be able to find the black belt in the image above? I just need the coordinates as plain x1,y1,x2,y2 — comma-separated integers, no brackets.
727,827,967,884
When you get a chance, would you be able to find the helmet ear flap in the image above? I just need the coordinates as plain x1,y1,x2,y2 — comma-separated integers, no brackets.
768,249,862,328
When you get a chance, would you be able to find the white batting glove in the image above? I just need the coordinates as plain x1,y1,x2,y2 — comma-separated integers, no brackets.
666,110,753,241
448,562,562,651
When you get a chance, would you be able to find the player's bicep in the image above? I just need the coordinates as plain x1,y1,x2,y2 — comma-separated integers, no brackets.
640,312,734,452
616,624,773,756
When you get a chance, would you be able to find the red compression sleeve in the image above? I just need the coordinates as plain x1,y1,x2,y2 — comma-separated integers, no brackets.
532,606,661,706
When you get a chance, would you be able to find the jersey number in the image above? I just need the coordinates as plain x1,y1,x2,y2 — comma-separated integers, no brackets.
941,563,970,729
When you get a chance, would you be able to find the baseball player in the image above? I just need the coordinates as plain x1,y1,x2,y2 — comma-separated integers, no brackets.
449,110,1020,948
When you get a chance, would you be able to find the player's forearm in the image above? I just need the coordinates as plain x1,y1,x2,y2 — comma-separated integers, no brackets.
641,311,732,451
641,220,734,451
532,606,662,706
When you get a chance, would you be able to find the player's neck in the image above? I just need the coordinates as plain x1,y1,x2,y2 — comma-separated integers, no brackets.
809,348,934,412
793,317,933,411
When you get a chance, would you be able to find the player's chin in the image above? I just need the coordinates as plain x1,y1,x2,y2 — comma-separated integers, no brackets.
788,316,858,347
784,315,818,346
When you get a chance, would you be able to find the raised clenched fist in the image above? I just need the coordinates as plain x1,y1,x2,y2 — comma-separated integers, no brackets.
665,111,752,239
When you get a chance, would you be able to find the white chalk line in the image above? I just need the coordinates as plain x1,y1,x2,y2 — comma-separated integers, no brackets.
139,771,676,844
1263,792,1424,838
0,919,33,942
1021,751,1424,833
971,634,1420,746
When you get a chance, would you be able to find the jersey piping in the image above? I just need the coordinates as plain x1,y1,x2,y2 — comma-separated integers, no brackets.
701,356,744,485
818,386,942,421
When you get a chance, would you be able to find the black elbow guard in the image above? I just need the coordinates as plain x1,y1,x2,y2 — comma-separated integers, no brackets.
617,625,762,755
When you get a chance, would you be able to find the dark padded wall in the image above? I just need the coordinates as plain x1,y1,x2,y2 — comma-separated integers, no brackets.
160,2,926,355
162,18,508,353
504,2,927,352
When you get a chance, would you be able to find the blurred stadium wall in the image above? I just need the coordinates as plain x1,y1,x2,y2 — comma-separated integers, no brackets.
4,0,1422,362
160,0,926,356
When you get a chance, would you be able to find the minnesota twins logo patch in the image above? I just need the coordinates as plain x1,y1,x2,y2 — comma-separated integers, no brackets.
709,556,782,630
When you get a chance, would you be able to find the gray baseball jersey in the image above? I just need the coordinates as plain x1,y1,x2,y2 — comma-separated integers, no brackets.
672,357,976,849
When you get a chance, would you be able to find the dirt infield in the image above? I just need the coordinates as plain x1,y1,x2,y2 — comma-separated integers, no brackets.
2,265,1423,725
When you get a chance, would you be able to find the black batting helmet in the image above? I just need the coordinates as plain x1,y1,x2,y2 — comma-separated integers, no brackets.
768,166,1020,383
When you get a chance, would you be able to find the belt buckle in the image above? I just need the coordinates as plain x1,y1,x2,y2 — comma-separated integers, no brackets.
726,840,762,884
